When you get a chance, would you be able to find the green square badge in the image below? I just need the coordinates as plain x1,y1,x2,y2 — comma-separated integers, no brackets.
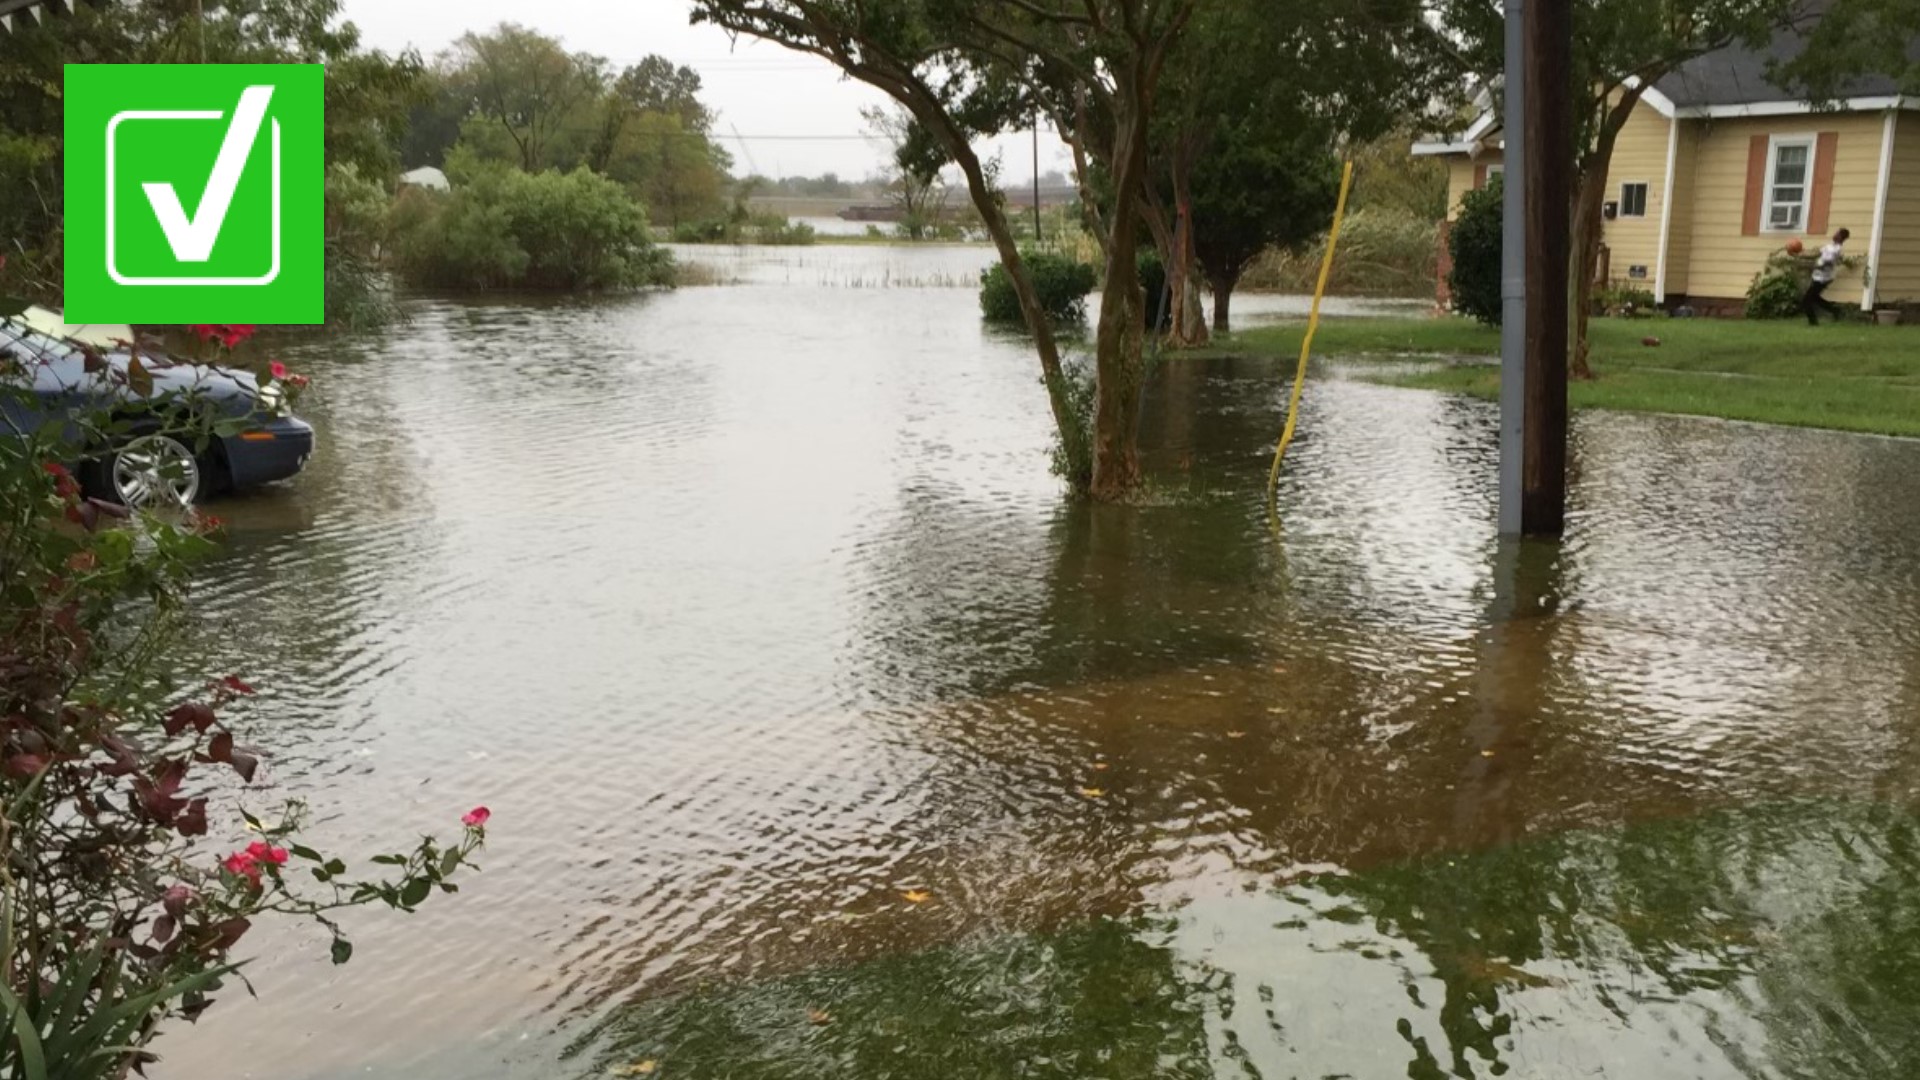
64,64,324,324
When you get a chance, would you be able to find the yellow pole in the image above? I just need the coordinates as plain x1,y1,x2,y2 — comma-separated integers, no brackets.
1266,159,1356,501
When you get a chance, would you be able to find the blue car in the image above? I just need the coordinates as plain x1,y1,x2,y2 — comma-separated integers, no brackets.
1,315,313,507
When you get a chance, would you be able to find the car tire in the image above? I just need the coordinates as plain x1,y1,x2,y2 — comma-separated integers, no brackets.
84,431,208,508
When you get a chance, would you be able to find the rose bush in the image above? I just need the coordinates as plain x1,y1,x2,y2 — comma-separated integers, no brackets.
1,303,486,1076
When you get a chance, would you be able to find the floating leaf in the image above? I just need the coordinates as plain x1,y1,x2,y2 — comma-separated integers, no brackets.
1480,750,1496,758
1226,731,1247,739
1078,787,1106,799
613,1061,657,1076
900,889,932,904
806,1008,832,1025
1091,762,1110,771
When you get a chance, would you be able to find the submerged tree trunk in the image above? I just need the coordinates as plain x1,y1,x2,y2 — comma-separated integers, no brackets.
1163,133,1209,349
1211,271,1237,333
1091,95,1154,500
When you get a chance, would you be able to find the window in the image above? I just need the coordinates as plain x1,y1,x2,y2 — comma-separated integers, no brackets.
1485,164,1505,184
1619,182,1649,218
1764,136,1815,232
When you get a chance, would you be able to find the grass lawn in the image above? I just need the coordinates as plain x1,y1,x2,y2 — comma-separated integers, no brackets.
1219,316,1920,438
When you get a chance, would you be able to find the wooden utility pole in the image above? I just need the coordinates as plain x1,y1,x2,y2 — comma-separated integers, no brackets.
1498,0,1571,537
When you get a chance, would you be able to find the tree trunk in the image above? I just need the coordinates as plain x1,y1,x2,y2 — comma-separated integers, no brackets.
1567,84,1645,381
1568,165,1606,381
1211,272,1236,333
1167,144,1208,348
1091,99,1152,501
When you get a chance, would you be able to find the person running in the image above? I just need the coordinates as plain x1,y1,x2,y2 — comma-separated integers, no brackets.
1803,228,1851,325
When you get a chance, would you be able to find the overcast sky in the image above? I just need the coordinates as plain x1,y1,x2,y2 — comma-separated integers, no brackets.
337,0,1072,182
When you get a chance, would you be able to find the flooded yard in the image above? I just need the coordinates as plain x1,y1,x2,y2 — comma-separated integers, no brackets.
154,245,1920,1079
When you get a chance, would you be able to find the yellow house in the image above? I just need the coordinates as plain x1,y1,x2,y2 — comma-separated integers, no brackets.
1416,36,1919,314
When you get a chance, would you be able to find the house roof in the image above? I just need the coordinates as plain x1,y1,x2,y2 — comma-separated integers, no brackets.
1655,24,1916,107
1414,22,1916,154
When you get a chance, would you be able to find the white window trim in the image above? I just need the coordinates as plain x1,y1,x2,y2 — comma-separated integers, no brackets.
1485,163,1505,177
1618,180,1652,219
1762,133,1818,234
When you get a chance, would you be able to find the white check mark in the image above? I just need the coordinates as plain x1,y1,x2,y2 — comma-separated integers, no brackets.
142,85,274,263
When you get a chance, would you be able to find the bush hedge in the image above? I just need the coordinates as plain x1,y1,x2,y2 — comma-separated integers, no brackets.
980,252,1098,323
1447,175,1503,326
388,165,673,292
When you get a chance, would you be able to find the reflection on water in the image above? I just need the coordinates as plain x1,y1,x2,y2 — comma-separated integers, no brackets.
152,246,1920,1079
587,800,1920,1080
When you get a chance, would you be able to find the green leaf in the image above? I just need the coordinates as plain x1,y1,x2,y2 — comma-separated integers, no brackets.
289,844,324,863
330,938,354,965
370,853,408,866
439,848,462,880
400,877,432,909
324,858,347,876
0,990,49,1080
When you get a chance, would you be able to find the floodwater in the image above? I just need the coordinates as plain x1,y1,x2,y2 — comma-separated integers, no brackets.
155,244,1920,1080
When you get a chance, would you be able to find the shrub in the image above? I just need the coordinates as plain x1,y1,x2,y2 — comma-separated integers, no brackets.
324,164,399,330
1746,251,1811,319
1597,284,1658,317
1745,248,1870,319
389,165,673,291
0,311,486,1075
980,252,1098,323
1239,208,1440,298
1448,175,1504,326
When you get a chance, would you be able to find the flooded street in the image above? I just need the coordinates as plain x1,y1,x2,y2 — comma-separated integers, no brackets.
155,246,1920,1079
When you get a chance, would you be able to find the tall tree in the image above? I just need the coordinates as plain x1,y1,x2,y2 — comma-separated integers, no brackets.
1134,0,1443,345
612,56,716,133
1189,131,1342,332
443,23,606,172
862,105,950,241
692,0,1200,500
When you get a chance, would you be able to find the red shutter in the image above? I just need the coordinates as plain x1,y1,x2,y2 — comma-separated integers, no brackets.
1807,131,1840,236
1742,135,1768,236
1474,164,1488,189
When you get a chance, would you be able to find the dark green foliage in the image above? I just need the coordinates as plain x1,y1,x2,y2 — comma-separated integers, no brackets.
1189,130,1342,313
1448,175,1504,327
980,253,1098,324
388,165,673,292
0,0,420,311
1746,253,1811,320
1138,249,1171,330
323,165,400,329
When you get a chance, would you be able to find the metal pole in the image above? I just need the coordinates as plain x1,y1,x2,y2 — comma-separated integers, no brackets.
1497,0,1528,536
1521,0,1571,536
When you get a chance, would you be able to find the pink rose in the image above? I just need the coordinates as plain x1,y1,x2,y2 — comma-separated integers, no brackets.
246,840,289,866
269,360,289,380
221,851,262,884
461,806,491,828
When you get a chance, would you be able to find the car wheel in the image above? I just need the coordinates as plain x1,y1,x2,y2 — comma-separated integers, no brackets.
96,432,205,508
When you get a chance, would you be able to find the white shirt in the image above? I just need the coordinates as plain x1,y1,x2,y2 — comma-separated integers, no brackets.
1812,242,1843,284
